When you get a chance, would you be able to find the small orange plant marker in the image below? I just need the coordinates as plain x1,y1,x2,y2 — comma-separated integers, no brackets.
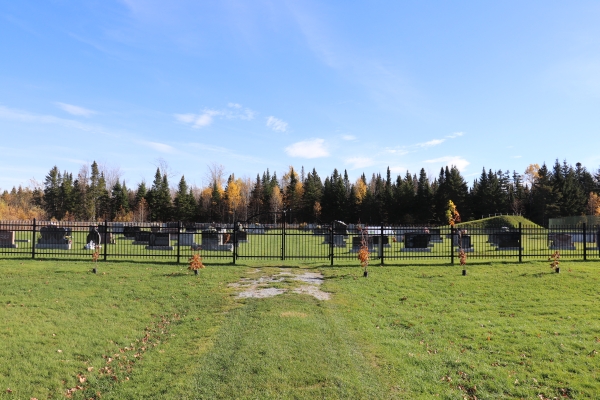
549,250,560,273
92,249,99,273
357,225,370,277
447,200,467,274
188,254,204,275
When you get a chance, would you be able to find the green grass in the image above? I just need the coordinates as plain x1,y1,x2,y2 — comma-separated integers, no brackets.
1,259,599,399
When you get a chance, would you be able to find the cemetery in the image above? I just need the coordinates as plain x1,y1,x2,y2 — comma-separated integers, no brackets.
1,218,600,263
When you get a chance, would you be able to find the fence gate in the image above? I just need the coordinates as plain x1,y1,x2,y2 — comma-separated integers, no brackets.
234,211,331,262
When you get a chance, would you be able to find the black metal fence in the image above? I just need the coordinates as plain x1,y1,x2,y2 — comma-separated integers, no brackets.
1,219,599,264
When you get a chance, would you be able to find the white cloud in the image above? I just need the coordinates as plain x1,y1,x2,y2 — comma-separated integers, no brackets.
446,132,464,139
0,105,115,136
175,104,255,128
55,102,96,117
417,139,445,148
266,116,288,132
341,134,356,141
285,138,328,158
141,141,176,154
424,156,470,171
346,157,375,170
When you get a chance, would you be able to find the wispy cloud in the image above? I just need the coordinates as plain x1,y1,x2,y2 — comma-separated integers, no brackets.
0,105,115,136
266,116,288,132
346,157,375,170
446,131,464,139
140,141,176,154
175,104,255,128
55,102,97,117
424,156,470,171
341,134,356,141
285,139,329,158
417,139,445,148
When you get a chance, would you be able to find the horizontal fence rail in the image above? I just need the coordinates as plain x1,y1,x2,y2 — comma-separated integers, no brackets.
1,219,599,264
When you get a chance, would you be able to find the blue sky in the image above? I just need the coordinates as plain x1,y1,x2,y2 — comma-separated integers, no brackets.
1,1,600,191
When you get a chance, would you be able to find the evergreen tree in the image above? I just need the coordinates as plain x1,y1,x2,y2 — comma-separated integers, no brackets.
173,175,196,222
43,166,61,219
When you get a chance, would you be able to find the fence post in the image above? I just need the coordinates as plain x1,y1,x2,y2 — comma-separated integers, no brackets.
450,226,454,265
330,223,334,266
31,218,36,259
176,221,181,264
103,219,108,261
281,210,286,261
518,222,522,263
380,225,384,265
583,223,587,261
233,221,237,265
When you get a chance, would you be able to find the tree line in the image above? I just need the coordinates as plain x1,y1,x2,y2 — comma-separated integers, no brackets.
1,160,600,226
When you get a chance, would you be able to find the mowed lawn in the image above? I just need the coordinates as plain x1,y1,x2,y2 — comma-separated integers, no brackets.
0,258,599,399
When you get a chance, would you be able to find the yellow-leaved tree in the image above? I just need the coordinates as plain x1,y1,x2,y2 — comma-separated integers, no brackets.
586,192,600,216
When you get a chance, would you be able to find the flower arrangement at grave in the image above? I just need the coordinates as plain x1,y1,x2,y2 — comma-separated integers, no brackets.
549,250,560,273
357,226,370,277
188,253,205,275
446,200,467,272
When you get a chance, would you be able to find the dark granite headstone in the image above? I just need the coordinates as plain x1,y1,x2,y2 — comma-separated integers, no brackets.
0,231,17,248
497,232,520,248
404,232,431,248
36,225,71,249
133,231,151,244
123,226,141,239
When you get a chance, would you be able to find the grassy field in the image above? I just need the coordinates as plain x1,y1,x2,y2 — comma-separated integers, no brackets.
1,258,599,399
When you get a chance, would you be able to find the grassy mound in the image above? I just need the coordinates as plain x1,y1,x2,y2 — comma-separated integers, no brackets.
457,215,542,229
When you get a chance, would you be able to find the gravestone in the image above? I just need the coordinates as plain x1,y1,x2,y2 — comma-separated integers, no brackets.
36,225,71,250
429,228,443,243
453,234,474,252
549,233,576,250
350,236,373,252
322,234,347,247
496,232,521,250
146,232,173,250
122,226,140,239
236,231,248,243
133,231,151,245
185,223,198,233
198,228,233,251
86,226,101,248
112,223,124,234
332,221,348,236
372,235,391,248
163,222,179,240
98,225,114,244
247,223,265,234
179,233,195,246
0,231,17,248
402,232,431,252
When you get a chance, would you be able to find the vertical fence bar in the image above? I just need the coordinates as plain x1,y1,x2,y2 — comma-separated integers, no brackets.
380,225,384,265
103,220,108,261
281,211,285,261
450,227,454,265
177,221,181,264
31,218,36,259
233,221,237,265
583,223,587,261
518,223,522,263
330,224,334,266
